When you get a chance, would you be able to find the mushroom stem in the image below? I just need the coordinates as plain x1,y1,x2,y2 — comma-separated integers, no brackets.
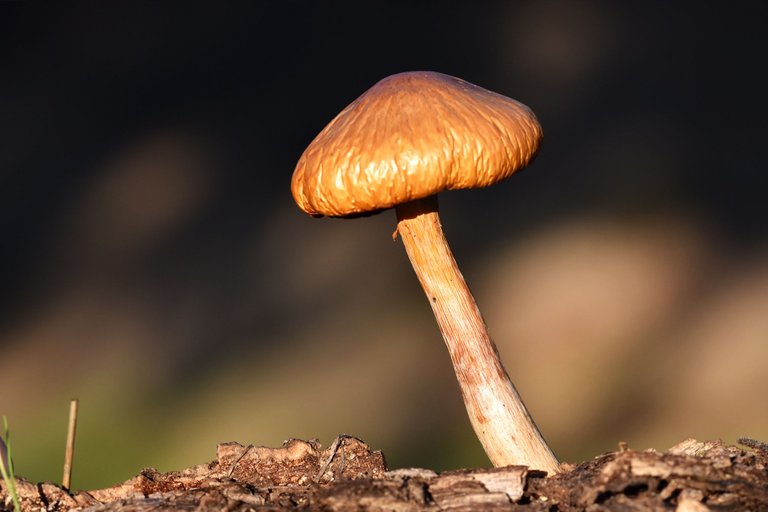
395,195,559,473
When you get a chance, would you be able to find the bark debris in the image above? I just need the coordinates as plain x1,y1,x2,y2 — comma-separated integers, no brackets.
2,436,767,511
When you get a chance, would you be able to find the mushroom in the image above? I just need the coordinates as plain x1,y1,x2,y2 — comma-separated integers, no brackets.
291,71,559,473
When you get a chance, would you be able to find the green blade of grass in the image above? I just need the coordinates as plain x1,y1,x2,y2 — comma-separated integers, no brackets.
1,416,21,512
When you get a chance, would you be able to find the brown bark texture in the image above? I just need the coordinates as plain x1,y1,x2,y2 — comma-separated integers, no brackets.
1,436,767,511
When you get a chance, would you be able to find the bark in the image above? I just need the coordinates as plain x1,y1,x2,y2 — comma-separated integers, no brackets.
2,436,767,511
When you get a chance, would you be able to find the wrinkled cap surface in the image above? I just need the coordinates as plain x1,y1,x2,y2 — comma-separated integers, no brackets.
291,71,543,218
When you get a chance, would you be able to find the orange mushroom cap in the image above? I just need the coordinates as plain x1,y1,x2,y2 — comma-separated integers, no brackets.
291,71,543,218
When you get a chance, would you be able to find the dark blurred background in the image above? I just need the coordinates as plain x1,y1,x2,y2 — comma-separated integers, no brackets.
2,1,767,490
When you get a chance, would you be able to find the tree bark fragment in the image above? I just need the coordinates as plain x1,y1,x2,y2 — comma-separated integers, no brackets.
1,436,767,511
